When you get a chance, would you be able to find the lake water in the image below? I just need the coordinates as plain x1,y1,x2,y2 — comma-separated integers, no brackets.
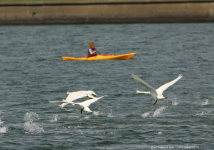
0,23,214,149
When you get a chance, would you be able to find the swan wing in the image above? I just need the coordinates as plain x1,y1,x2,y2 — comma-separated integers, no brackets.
156,74,183,95
136,90,150,94
132,74,158,100
66,91,98,101
86,94,100,105
80,96,106,107
65,95,86,102
83,107,92,113
132,74,157,93
49,101,63,103
59,103,69,108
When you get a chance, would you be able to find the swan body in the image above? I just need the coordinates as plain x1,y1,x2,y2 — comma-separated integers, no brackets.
49,90,99,108
132,74,183,104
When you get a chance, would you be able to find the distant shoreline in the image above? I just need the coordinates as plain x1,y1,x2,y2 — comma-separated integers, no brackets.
0,0,214,25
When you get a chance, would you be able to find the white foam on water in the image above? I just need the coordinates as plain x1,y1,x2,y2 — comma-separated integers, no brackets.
83,116,91,119
78,129,84,135
196,111,205,116
107,113,114,117
154,131,162,135
24,112,39,122
172,98,178,105
0,119,4,126
141,111,152,118
107,110,114,117
0,112,7,133
167,93,179,105
202,99,209,106
50,114,58,122
23,112,44,134
93,111,102,116
24,120,44,134
153,106,166,117
196,111,211,116
208,96,214,100
0,126,8,133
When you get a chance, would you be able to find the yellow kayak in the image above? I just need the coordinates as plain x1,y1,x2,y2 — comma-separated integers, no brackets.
62,53,136,61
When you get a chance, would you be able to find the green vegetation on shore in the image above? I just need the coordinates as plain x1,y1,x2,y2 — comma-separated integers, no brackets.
0,0,105,2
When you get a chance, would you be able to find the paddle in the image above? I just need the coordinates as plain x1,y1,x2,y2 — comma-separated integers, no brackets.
97,51,101,55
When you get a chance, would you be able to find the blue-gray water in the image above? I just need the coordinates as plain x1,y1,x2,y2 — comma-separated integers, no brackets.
0,23,214,149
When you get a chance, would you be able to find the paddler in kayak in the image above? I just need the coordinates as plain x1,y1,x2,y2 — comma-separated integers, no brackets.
87,42,100,57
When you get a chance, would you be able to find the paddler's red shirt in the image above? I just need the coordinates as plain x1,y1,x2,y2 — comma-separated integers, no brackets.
87,48,97,57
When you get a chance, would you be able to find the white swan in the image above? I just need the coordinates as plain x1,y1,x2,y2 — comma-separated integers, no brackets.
66,90,98,100
132,74,183,104
49,90,99,108
69,96,106,114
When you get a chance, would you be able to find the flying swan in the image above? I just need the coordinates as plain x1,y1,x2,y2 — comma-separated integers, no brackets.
68,96,106,114
132,74,183,104
49,90,99,108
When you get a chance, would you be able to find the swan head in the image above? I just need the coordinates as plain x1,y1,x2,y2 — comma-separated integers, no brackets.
91,91,98,97
66,92,70,94
87,94,97,99
87,91,98,98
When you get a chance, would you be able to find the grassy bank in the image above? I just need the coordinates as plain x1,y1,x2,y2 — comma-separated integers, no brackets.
0,0,105,2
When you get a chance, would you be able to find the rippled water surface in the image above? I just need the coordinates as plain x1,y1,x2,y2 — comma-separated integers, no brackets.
0,23,214,149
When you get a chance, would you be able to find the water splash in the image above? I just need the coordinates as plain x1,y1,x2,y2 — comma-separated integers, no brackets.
93,111,102,116
0,119,4,126
78,129,84,135
154,131,162,135
0,112,7,133
23,112,44,134
196,111,211,116
107,109,114,117
153,106,166,117
24,120,44,134
202,99,209,105
0,127,8,133
0,118,7,133
50,114,58,122
196,111,205,116
167,93,179,105
24,112,39,122
141,111,151,118
172,98,178,105
208,97,214,100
